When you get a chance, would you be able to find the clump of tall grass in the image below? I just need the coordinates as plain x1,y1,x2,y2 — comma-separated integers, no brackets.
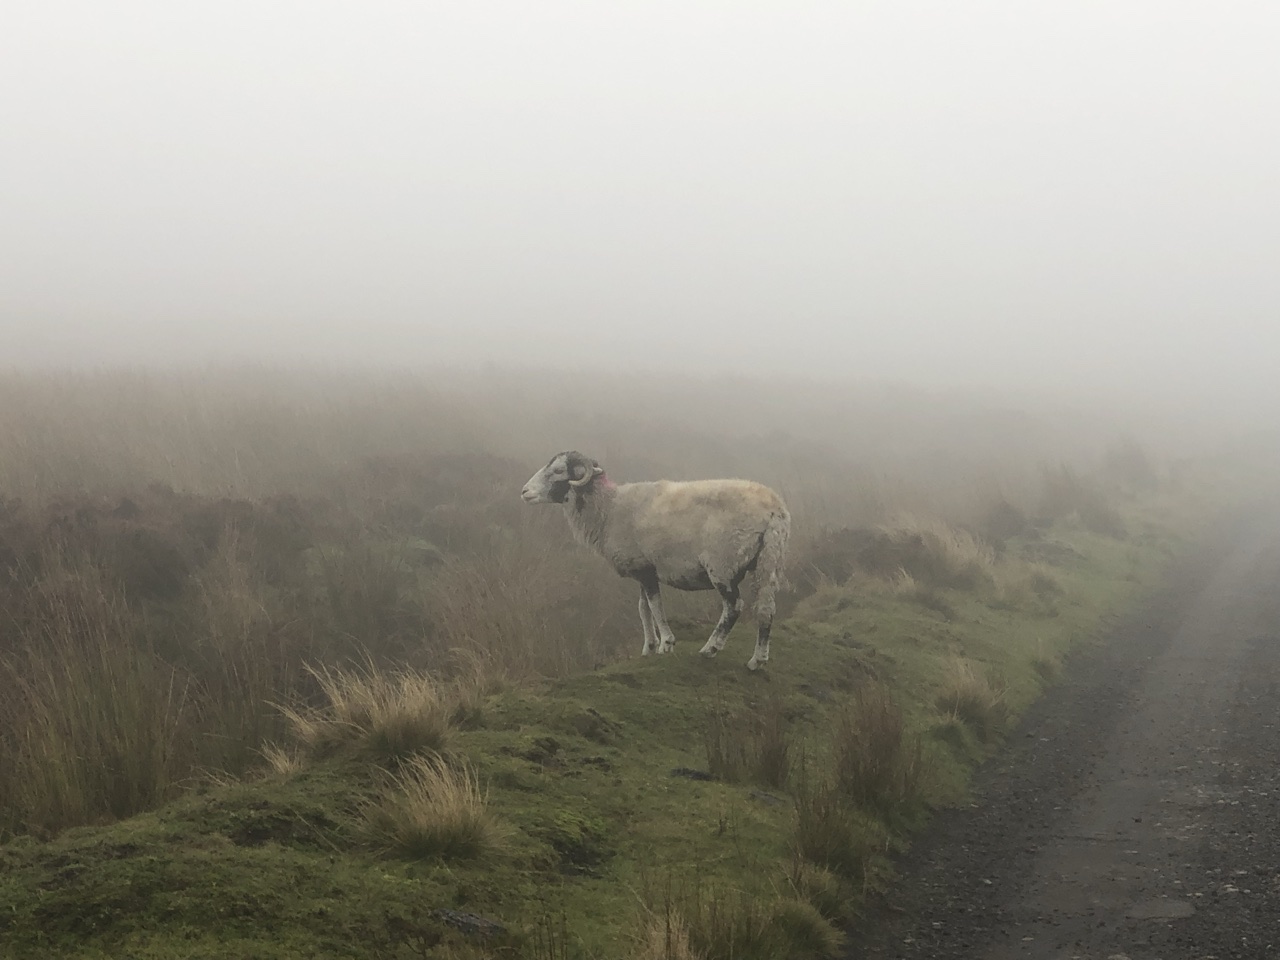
936,659,1008,742
766,899,846,959
830,683,926,817
0,553,191,836
364,755,502,861
634,889,842,960
791,515,998,611
791,768,889,884
690,890,842,960
259,742,306,778
187,525,303,773
444,648,508,731
702,695,792,789
786,858,856,926
632,909,704,960
422,520,632,680
279,660,454,761
789,684,926,890
874,514,997,590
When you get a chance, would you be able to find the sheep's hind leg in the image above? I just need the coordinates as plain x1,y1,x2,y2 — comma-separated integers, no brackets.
638,585,658,656
699,582,742,658
642,578,678,654
746,593,776,671
747,622,771,671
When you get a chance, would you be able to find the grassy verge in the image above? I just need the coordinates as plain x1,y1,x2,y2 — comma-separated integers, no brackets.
0,501,1196,959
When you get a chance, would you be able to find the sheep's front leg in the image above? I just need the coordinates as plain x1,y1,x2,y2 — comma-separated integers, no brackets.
638,585,658,656
641,578,677,654
699,582,742,658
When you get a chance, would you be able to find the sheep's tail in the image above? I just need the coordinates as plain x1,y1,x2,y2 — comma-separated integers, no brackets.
754,507,791,623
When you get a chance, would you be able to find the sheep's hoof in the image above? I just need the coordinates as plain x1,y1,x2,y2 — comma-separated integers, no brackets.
657,642,675,654
746,657,764,671
699,646,718,659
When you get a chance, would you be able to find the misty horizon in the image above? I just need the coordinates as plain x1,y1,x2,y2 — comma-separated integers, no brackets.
4,2,1278,414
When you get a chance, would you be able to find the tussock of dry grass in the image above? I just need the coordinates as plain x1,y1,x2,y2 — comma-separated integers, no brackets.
279,661,453,760
365,755,502,862
936,659,1009,742
259,742,305,778
691,891,842,960
792,513,1008,610
886,568,919,594
637,888,843,960
445,649,505,730
875,514,997,590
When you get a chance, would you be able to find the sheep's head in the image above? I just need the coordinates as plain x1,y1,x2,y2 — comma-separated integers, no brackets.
521,451,603,504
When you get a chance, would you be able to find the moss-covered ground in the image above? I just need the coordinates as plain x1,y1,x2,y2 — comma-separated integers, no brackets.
0,502,1197,959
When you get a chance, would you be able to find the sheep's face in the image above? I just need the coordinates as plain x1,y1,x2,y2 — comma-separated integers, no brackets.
521,451,601,504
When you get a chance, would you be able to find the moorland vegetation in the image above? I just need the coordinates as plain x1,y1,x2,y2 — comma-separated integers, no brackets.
0,367,1193,958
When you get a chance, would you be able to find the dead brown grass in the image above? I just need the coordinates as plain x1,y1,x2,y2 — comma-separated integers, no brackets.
364,755,504,861
279,660,454,761
936,659,1009,742
634,887,843,960
873,514,997,590
259,742,306,778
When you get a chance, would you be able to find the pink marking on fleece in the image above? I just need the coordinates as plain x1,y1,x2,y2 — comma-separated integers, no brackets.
597,473,617,491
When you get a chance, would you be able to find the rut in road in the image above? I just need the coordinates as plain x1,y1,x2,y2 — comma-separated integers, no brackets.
849,515,1280,960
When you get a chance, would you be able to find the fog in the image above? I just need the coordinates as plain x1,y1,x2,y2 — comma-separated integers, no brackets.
3,2,1278,419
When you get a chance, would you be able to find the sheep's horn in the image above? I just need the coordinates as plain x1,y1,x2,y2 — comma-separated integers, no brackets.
569,464,602,487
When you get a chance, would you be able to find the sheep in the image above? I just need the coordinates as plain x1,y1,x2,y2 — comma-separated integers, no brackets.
521,451,790,670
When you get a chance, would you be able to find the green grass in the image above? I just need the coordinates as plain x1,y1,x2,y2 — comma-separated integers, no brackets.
0,507,1196,959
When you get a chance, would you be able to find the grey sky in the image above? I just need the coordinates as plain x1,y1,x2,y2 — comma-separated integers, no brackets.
3,2,1277,407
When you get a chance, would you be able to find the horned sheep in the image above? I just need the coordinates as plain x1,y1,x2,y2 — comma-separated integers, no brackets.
520,451,790,670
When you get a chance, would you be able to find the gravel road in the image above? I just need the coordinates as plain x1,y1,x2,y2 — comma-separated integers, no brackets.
848,515,1280,960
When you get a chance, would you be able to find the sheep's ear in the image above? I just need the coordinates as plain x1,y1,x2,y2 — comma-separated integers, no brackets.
591,463,603,476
